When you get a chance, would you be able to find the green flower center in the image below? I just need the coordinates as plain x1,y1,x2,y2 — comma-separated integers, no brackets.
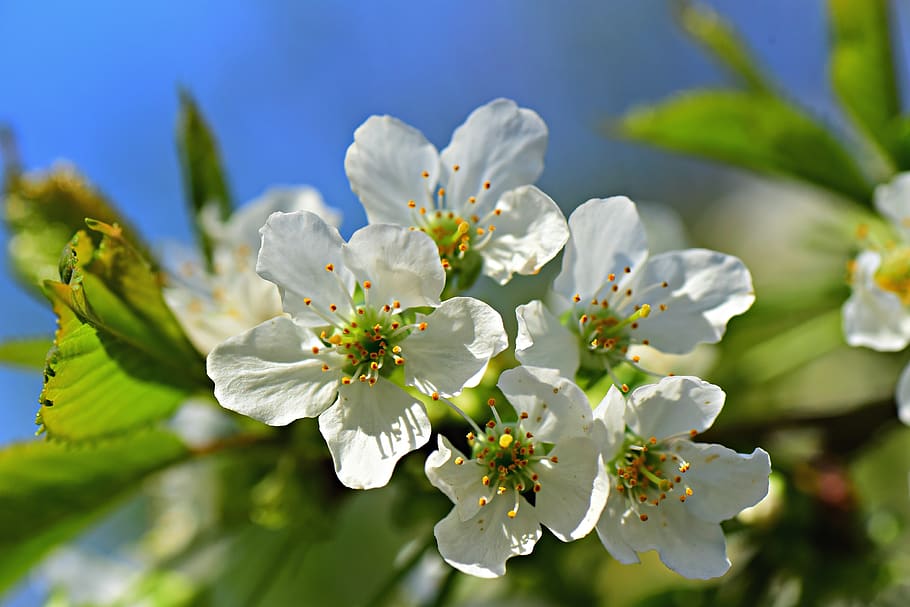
874,246,910,304
458,414,558,519
608,431,694,522
303,275,423,386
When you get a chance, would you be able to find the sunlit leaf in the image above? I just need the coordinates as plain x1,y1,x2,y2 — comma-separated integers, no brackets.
176,90,233,268
38,223,206,440
0,337,51,371
829,0,901,165
615,90,873,203
3,164,149,295
0,430,189,594
38,285,198,440
677,1,772,93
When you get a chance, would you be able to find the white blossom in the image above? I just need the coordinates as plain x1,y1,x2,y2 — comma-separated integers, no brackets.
426,366,607,577
843,173,910,351
516,196,754,383
593,376,770,579
165,186,341,354
207,211,507,489
344,98,569,287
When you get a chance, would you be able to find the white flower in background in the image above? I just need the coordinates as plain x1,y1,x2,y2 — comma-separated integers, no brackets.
843,173,910,351
344,98,569,288
593,376,770,579
207,211,508,489
894,363,910,426
425,366,607,578
165,186,341,354
515,197,754,385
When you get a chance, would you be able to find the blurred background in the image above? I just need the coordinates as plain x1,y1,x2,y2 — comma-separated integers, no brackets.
3,1,910,604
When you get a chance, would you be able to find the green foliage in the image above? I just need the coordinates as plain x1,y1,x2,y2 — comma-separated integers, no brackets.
176,91,234,269
0,336,51,370
39,222,206,441
675,1,772,93
0,430,189,595
616,91,873,203
829,0,901,166
3,165,149,295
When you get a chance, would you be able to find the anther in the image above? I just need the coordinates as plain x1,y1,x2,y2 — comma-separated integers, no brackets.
453,164,460,172
478,497,487,506
363,280,371,289
325,264,334,272
422,171,429,178
661,281,669,288
418,322,428,331
519,412,528,419
304,298,312,306
621,384,629,393
431,392,440,401
639,514,648,522
482,475,490,486
573,294,581,303
408,200,416,208
483,181,491,190
549,456,559,463
312,346,320,354
454,457,464,465
624,266,631,273
507,510,517,519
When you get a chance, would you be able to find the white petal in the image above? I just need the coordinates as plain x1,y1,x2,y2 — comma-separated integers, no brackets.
496,365,595,443
206,317,340,425
626,376,725,440
515,300,580,379
439,99,547,217
595,490,641,565
592,385,627,460
433,496,541,578
671,442,771,522
318,378,431,489
216,186,342,253
553,197,649,301
843,250,910,351
256,211,355,323
897,362,910,426
344,115,440,225
874,172,910,239
343,224,444,309
425,435,488,521
534,437,608,541
633,249,755,353
404,297,507,397
479,186,569,284
618,500,731,579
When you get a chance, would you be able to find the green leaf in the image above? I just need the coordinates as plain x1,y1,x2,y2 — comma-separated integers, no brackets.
176,90,233,268
3,165,150,295
38,284,198,440
829,0,901,165
614,90,873,203
38,223,206,440
676,1,772,93
0,430,189,595
0,337,51,370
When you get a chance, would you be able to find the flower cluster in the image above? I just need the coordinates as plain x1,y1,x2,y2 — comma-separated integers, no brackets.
843,173,910,424
186,99,770,579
